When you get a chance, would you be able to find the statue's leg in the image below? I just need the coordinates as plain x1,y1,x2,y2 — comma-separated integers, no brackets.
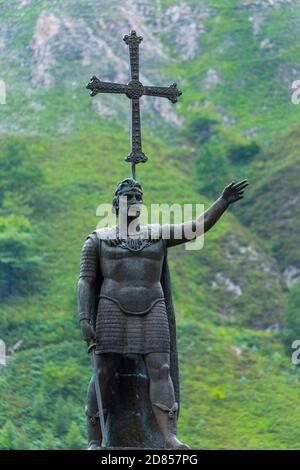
86,353,121,450
144,352,190,450
86,375,101,450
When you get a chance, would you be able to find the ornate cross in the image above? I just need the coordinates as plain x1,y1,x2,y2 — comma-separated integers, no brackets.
86,30,182,180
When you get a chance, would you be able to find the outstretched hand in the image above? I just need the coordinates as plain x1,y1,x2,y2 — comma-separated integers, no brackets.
222,180,249,204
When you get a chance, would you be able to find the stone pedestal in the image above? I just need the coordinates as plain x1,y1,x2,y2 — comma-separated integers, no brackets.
106,356,164,449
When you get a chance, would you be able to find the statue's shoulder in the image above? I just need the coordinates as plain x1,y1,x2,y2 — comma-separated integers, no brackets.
81,231,100,257
83,228,117,253
93,226,117,240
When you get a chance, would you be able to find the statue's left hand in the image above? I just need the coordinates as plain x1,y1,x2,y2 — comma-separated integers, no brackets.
222,179,249,204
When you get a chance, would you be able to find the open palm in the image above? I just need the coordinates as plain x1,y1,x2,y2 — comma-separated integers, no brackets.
222,180,249,204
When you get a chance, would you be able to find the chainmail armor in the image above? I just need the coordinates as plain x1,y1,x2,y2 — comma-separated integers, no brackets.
79,235,99,278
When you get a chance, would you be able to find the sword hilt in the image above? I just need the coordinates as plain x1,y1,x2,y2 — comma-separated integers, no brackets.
87,341,96,354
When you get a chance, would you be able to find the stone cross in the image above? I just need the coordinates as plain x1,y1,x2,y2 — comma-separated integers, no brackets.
86,30,182,180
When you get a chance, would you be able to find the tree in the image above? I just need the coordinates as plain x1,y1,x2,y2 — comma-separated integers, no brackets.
43,432,58,450
64,422,85,450
12,427,29,450
0,136,45,298
0,420,17,450
53,396,73,436
283,281,300,349
0,215,43,298
196,136,231,197
228,141,260,164
188,116,218,143
0,136,44,211
32,393,48,422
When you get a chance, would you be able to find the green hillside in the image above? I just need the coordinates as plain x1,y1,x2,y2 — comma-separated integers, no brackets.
0,0,300,450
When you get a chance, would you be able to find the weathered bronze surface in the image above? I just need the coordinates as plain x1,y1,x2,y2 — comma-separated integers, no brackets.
78,184,248,448
86,30,181,179
79,31,248,450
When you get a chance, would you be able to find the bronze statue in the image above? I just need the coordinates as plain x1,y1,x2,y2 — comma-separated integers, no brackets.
78,31,248,450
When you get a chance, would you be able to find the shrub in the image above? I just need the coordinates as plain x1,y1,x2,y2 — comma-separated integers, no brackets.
189,116,219,143
283,280,300,350
54,396,74,436
0,136,44,216
196,136,231,197
0,421,17,450
0,215,43,298
228,141,260,164
64,422,85,450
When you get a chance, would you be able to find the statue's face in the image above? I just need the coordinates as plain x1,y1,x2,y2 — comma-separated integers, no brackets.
118,188,143,218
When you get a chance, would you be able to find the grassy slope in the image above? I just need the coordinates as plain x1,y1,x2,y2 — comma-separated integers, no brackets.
0,0,300,450
0,129,296,450
237,126,300,269
169,0,300,140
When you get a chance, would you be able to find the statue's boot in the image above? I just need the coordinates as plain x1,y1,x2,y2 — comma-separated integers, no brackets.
152,402,191,450
86,406,106,450
87,440,101,451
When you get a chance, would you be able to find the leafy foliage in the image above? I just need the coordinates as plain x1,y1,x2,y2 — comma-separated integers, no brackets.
196,136,231,197
53,396,74,436
228,141,260,165
283,281,300,350
0,136,45,298
0,137,44,217
65,422,85,450
0,0,299,451
0,215,43,298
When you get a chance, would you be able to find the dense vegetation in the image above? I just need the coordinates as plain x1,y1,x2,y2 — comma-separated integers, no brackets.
0,0,300,449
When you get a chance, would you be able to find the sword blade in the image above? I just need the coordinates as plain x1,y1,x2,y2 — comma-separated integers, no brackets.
91,349,107,448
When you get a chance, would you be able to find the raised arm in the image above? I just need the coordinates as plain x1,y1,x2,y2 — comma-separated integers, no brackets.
77,235,99,343
165,180,248,248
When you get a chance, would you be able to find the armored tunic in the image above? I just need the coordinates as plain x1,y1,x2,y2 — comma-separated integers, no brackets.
96,298,170,355
79,228,172,355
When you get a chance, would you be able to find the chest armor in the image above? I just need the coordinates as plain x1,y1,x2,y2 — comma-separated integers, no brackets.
99,237,165,314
